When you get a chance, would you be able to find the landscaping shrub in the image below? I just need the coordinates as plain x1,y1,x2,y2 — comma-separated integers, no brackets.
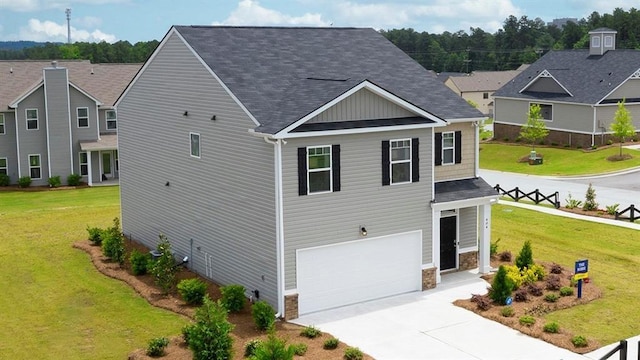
564,193,582,209
572,335,588,348
549,263,563,274
220,284,246,313
500,306,514,317
48,176,61,188
67,173,82,186
527,284,543,297
0,173,9,186
519,315,536,327
183,296,234,360
87,226,103,245
471,294,492,311
344,347,364,360
244,339,263,357
252,332,295,360
291,343,307,356
498,250,512,262
543,322,560,334
514,287,528,302
505,265,524,289
18,176,31,188
129,249,151,275
101,217,125,265
323,337,339,350
559,286,574,297
146,337,169,357
300,325,322,339
606,204,620,215
177,278,207,305
150,234,178,294
251,300,275,331
544,293,559,302
489,265,513,304
515,240,534,270
545,274,562,291
583,183,598,211
490,238,500,257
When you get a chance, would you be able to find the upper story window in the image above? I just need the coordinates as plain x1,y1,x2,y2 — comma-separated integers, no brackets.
435,131,461,166
483,92,489,99
604,35,613,47
29,154,41,179
591,36,600,48
190,132,200,158
531,103,553,121
26,109,38,130
77,107,89,128
0,113,5,135
79,152,88,176
106,110,117,130
0,157,7,175
382,138,419,186
298,145,340,195
442,132,455,165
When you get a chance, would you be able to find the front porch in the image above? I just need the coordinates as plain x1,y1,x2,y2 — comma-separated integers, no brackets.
80,135,119,186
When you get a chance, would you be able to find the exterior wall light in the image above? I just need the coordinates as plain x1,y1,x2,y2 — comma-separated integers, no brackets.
360,226,367,237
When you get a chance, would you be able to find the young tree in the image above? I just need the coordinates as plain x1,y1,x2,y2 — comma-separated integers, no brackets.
489,265,513,305
610,99,635,157
151,234,178,294
583,183,598,211
183,296,234,360
515,240,534,270
520,104,549,152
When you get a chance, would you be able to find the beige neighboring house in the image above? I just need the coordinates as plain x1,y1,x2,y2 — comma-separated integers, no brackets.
0,60,140,186
444,65,528,116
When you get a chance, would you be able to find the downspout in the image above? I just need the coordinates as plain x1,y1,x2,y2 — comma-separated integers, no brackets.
14,108,21,179
473,120,480,177
592,105,597,148
264,136,286,317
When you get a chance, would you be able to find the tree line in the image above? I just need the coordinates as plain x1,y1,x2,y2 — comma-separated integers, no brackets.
0,40,159,63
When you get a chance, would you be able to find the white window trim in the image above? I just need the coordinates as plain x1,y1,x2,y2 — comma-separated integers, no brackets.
307,145,332,194
26,108,38,130
77,107,89,128
0,113,5,135
28,154,41,179
592,36,600,48
390,138,412,185
604,35,613,47
529,102,553,122
79,152,88,176
0,157,7,175
442,132,455,166
190,132,201,158
106,110,117,130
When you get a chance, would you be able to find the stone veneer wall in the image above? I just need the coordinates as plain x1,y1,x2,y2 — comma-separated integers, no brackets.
284,294,298,320
459,251,478,271
422,267,437,290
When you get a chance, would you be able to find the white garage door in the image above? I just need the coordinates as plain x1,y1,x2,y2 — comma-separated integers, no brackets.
296,231,422,315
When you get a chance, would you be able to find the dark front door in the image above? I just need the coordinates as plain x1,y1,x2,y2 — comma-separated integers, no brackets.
440,216,457,271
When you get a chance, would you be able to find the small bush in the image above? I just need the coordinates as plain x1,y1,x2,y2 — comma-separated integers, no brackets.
549,263,563,274
572,335,588,348
559,286,574,296
515,240,534,270
546,274,562,291
18,176,31,188
48,175,61,188
471,294,492,311
544,293,559,302
146,337,169,357
252,300,275,331
500,306,514,317
543,322,560,334
253,332,295,360
129,249,150,275
177,278,207,305
291,343,308,356
323,337,339,350
519,315,536,327
150,234,178,294
564,193,582,209
101,218,125,265
606,204,620,215
498,251,512,262
87,226,103,245
183,296,234,360
583,183,598,211
489,265,513,304
300,325,322,339
344,347,364,360
67,173,82,186
181,325,191,344
490,238,500,257
0,173,9,186
527,284,543,297
514,288,528,302
220,284,247,313
244,339,263,357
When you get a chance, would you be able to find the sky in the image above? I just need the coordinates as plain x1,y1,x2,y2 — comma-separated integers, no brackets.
0,0,633,44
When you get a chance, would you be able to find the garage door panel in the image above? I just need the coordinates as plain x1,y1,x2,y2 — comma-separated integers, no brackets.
297,231,422,315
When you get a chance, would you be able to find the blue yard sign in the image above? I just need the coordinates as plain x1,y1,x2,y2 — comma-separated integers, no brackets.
575,259,589,299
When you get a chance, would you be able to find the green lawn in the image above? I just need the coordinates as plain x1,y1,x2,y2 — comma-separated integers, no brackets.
0,187,188,359
480,143,640,175
493,203,640,345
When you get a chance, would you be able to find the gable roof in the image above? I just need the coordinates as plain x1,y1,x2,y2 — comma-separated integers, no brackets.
172,26,483,135
0,60,141,110
494,49,640,104
446,70,525,93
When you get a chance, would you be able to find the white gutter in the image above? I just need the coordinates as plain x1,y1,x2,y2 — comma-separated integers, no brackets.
14,108,22,178
592,105,597,147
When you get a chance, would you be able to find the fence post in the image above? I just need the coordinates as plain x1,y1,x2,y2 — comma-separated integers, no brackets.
554,192,560,208
619,339,626,360
515,187,520,202
631,205,636,223
535,189,539,204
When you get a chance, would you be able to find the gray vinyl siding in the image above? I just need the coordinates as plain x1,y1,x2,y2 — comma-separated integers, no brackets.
495,98,594,133
98,109,117,134
595,103,640,131
281,129,433,290
458,207,477,250
0,112,18,183
16,88,48,186
525,77,567,94
117,33,278,306
434,122,475,182
605,78,640,101
307,88,415,123
69,87,101,181
43,68,73,180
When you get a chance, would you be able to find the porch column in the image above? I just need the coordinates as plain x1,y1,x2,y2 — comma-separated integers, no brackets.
87,150,93,186
433,208,441,284
478,204,492,274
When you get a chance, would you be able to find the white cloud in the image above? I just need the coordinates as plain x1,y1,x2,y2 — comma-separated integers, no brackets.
76,15,102,28
1,0,40,12
19,18,116,43
216,0,330,27
0,0,128,12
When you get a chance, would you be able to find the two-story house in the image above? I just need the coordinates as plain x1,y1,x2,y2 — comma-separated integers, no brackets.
0,60,140,186
115,26,498,319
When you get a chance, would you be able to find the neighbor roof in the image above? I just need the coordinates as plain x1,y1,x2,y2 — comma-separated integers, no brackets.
173,26,483,134
446,70,525,92
494,49,640,104
0,60,141,110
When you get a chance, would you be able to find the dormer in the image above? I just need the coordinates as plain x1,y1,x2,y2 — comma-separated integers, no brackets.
589,28,617,56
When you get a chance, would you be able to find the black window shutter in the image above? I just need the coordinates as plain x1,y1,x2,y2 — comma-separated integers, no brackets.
381,140,390,186
455,131,462,164
411,138,419,182
297,147,307,196
332,144,340,192
435,132,442,166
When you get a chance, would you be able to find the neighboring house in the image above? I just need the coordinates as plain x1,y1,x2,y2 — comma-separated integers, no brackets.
444,67,527,116
115,26,498,320
494,28,640,148
0,60,140,186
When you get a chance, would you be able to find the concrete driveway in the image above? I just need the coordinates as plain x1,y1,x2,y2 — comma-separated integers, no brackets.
292,270,589,360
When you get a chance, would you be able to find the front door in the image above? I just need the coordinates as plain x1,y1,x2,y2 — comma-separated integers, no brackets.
440,215,457,271
102,152,112,178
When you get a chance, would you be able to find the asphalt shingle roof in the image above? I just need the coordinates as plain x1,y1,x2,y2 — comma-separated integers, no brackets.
434,178,498,203
447,70,525,92
174,26,483,134
494,49,640,104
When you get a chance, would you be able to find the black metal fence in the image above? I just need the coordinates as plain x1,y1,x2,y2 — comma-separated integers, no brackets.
598,339,630,360
615,205,640,223
494,184,560,209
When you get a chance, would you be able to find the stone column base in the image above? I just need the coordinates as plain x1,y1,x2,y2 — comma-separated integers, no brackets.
459,251,478,271
284,294,299,320
422,267,437,290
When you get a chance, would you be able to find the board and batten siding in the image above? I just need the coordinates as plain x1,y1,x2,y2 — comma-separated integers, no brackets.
281,129,433,290
307,88,415,123
458,207,477,250
495,98,594,133
16,88,48,186
43,67,73,180
0,112,18,182
117,32,278,306
434,122,475,182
